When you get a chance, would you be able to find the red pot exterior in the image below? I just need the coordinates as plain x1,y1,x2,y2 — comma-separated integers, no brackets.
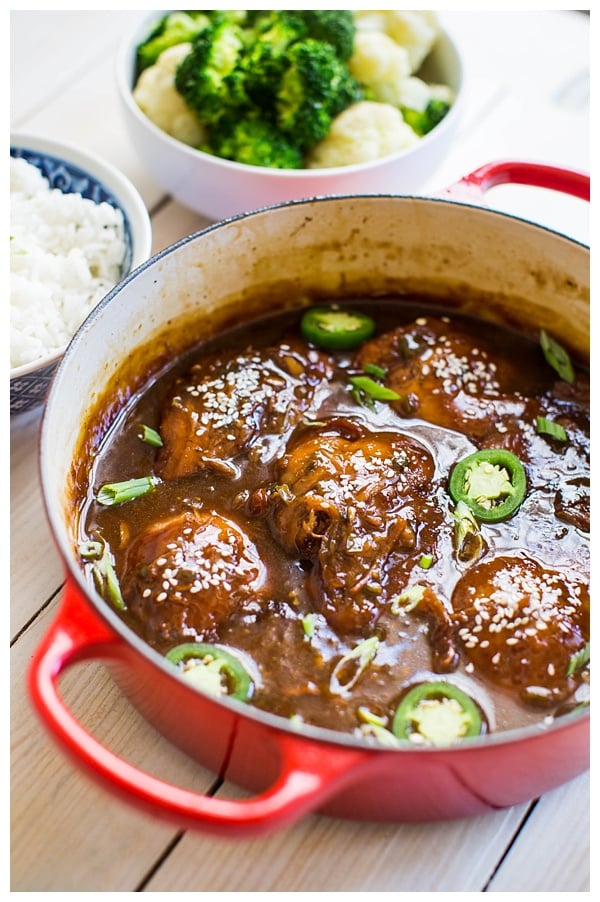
29,576,589,833
33,175,590,835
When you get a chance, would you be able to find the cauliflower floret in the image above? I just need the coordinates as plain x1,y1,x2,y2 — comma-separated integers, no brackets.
352,11,389,34
348,31,411,107
395,76,454,112
306,101,419,169
354,10,441,74
133,43,207,147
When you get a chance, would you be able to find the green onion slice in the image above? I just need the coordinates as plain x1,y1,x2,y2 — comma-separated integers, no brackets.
78,539,125,610
348,375,402,403
139,424,163,447
96,476,157,506
301,613,317,638
357,707,400,747
78,540,104,559
363,362,388,380
391,584,425,614
536,416,568,441
452,499,487,564
540,329,575,383
566,642,590,677
330,636,379,695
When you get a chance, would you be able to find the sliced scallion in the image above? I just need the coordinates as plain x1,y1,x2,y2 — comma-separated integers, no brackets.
363,362,388,380
540,329,575,383
357,707,400,747
103,555,126,610
348,375,402,403
79,539,125,610
78,540,103,559
419,554,434,569
536,416,568,441
330,636,379,695
139,424,163,447
391,584,425,614
357,706,388,728
452,499,487,564
566,642,590,677
301,613,317,638
96,476,157,506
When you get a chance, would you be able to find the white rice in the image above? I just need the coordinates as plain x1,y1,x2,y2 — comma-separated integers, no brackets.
10,156,127,370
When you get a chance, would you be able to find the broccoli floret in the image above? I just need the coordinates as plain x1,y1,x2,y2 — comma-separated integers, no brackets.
174,19,249,126
244,11,357,109
401,99,451,137
160,10,364,167
293,10,356,61
252,10,309,49
242,12,309,109
207,114,303,169
209,10,252,27
276,39,363,151
136,12,210,76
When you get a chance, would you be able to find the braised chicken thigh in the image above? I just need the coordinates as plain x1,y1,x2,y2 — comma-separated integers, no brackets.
262,422,440,634
157,339,333,479
121,509,266,646
353,315,547,451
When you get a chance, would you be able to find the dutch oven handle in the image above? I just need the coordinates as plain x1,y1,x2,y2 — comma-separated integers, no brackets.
441,159,590,203
28,580,370,838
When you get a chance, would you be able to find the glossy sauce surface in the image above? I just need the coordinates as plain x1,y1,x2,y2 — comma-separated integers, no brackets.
79,301,590,743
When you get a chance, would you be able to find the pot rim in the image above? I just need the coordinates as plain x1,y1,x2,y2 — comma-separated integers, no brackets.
39,191,590,756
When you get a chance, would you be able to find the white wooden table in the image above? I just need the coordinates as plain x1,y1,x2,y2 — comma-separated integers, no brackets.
10,10,590,893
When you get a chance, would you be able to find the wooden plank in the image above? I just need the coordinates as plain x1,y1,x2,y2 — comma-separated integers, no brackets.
10,597,219,892
10,10,166,212
150,200,213,255
10,409,64,634
143,783,529,893
9,11,148,123
486,772,590,892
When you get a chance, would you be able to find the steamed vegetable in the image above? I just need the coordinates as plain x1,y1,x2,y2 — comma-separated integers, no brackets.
132,9,453,169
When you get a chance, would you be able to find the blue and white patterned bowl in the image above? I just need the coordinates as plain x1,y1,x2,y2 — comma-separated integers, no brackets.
10,133,153,416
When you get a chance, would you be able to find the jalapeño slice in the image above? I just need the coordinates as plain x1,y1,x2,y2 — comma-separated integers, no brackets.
392,681,484,746
166,642,253,701
300,306,375,350
449,448,527,522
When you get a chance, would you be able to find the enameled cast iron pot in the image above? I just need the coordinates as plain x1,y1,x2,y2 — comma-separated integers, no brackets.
30,161,590,837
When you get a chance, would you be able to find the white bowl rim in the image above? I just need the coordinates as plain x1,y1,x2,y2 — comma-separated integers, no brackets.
116,14,465,179
10,131,152,380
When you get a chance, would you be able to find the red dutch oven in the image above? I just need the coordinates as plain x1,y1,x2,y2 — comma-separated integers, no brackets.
30,161,590,838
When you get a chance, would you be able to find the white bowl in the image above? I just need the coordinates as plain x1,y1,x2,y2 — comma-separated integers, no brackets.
10,132,153,416
116,14,464,221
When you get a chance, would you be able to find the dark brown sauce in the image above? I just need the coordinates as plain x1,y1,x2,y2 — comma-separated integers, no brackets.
79,299,590,743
